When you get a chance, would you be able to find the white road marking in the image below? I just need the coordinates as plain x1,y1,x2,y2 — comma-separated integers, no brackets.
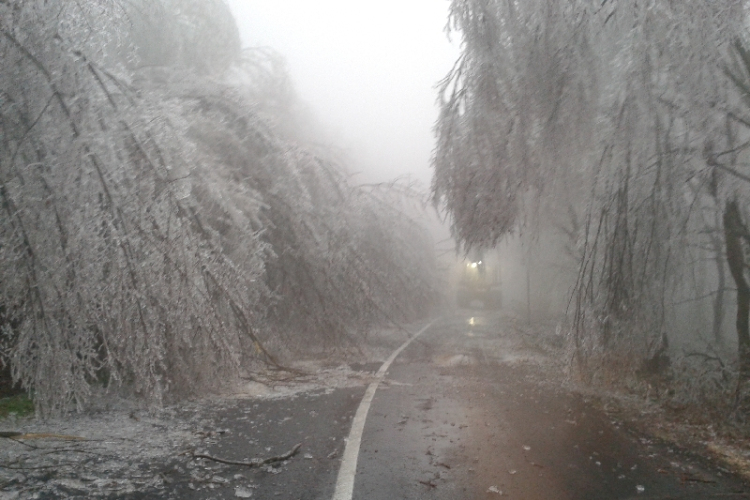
332,320,436,500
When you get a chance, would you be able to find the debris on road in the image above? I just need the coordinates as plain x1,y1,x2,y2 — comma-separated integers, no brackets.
418,479,437,488
0,431,85,440
191,443,302,467
234,485,255,497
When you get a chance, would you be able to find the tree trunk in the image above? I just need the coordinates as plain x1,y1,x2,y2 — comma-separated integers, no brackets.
712,225,726,345
723,199,750,412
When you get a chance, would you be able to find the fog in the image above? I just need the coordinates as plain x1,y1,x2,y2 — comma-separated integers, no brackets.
5,3,750,497
225,0,459,186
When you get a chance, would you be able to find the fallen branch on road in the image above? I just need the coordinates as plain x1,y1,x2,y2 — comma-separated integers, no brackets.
0,431,85,440
680,473,717,484
191,443,302,468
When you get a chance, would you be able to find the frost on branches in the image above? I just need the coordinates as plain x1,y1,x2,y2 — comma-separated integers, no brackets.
0,1,437,416
432,0,750,396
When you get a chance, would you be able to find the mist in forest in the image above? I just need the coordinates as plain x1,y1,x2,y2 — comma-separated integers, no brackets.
6,0,750,430
0,0,446,414
225,0,459,186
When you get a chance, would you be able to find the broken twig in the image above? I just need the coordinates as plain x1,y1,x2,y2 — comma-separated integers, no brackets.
681,474,717,484
0,432,85,440
192,443,302,468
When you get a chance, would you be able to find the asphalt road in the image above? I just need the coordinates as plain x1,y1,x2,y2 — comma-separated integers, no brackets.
117,312,748,499
350,313,748,500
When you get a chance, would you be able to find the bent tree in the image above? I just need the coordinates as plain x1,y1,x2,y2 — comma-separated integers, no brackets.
719,39,750,410
432,0,750,406
0,0,437,416
0,0,271,414
723,199,750,408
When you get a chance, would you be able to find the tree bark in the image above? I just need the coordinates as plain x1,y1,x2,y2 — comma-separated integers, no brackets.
723,199,750,411
712,226,726,345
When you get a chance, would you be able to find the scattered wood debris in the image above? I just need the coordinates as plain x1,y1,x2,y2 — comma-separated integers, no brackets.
1,432,85,441
418,479,437,488
192,443,302,468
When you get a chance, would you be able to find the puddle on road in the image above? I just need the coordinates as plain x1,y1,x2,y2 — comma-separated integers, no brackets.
434,354,476,367
242,381,274,397
495,352,531,364
434,349,532,368
467,316,489,326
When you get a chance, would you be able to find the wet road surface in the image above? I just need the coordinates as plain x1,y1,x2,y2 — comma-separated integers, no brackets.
120,313,748,499
351,313,748,499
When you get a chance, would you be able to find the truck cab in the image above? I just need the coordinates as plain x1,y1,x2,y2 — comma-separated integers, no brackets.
456,254,502,309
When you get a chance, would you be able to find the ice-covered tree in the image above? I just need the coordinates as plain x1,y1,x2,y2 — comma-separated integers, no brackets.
0,0,278,414
432,0,750,400
0,0,438,415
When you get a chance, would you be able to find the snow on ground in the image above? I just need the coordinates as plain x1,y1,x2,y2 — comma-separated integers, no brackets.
4,318,748,497
0,369,369,498
0,326,413,498
0,402,192,497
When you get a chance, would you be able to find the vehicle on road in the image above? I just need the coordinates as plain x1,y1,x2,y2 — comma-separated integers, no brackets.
456,252,502,309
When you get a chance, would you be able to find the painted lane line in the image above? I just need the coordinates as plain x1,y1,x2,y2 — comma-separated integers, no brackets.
332,320,437,500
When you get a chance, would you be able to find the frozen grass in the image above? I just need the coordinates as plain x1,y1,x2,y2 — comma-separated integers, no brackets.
0,394,33,419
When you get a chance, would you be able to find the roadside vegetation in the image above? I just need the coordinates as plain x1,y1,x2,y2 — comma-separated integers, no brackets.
432,0,750,431
0,0,437,417
0,395,33,420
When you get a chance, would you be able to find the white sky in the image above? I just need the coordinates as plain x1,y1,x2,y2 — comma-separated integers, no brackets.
225,0,459,187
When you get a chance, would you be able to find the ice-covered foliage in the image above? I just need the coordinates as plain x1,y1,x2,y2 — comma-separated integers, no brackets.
0,0,270,415
433,0,750,378
128,0,242,73
0,0,437,415
433,1,601,250
184,89,436,351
